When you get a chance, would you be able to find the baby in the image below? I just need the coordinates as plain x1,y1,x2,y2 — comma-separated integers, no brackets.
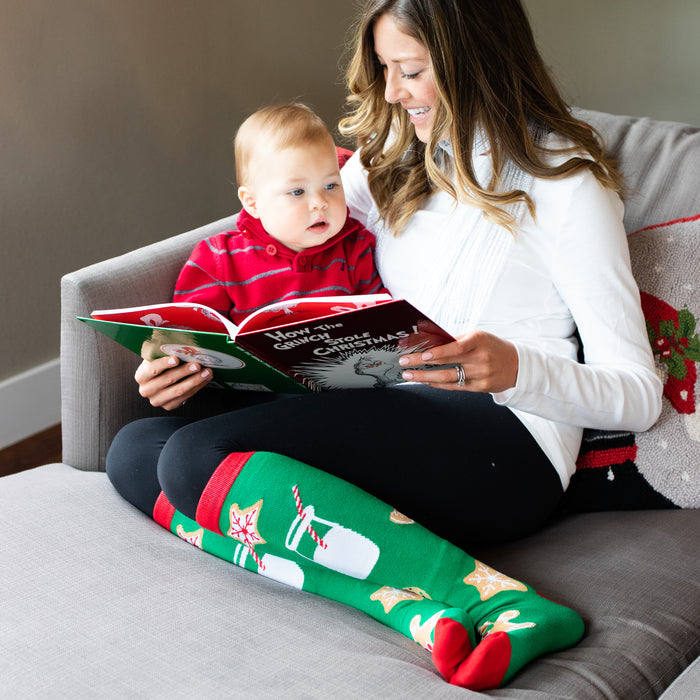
174,103,387,324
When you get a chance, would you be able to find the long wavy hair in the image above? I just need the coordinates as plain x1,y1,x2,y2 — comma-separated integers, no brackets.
339,0,623,235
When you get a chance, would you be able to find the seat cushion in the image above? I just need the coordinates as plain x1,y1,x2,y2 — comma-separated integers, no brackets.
1,464,698,698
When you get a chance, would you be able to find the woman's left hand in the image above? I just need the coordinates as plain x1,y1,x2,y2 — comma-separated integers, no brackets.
398,330,519,393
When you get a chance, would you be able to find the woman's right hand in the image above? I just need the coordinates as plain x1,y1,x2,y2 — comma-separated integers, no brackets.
135,356,212,411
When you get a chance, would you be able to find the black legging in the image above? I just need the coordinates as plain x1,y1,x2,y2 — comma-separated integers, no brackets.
106,384,563,548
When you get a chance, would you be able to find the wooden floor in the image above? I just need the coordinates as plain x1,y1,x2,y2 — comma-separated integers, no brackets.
0,424,62,478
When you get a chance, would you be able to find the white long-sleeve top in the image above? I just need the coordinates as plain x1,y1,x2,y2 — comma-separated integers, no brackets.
341,136,662,488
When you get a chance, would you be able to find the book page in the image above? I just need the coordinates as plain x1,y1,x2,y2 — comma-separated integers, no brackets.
236,294,393,335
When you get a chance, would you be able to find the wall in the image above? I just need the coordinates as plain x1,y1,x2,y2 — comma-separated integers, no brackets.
1,0,698,443
525,0,700,125
0,0,354,383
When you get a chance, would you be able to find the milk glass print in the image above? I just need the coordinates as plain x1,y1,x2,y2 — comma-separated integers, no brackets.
285,504,380,579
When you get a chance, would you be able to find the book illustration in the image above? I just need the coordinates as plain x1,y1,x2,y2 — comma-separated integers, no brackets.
293,343,430,390
160,344,246,370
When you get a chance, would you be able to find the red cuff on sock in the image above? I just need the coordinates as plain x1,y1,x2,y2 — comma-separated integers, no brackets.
153,492,176,529
196,451,255,534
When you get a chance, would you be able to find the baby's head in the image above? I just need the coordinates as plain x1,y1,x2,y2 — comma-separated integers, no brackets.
235,103,347,252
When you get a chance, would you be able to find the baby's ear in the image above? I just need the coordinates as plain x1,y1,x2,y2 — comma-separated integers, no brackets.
238,186,259,218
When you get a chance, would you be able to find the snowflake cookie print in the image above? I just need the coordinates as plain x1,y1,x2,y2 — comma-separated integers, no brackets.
463,561,528,601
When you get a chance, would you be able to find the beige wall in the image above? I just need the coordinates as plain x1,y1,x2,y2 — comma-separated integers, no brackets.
0,0,354,381
1,0,698,383
525,0,700,125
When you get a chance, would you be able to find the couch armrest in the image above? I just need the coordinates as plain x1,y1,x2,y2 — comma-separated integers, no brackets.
60,214,238,471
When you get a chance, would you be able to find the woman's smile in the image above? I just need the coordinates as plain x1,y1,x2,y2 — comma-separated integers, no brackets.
373,14,438,143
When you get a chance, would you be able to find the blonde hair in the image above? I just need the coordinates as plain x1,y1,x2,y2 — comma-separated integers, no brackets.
339,0,624,235
235,103,335,185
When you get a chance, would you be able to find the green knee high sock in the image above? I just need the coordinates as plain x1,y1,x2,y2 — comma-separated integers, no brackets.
154,491,476,664
175,451,583,689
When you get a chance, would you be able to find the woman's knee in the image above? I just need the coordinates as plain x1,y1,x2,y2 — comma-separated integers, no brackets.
156,420,232,519
106,417,189,516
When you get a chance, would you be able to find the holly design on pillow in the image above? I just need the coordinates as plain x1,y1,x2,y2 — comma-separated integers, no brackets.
627,217,700,508
643,291,700,413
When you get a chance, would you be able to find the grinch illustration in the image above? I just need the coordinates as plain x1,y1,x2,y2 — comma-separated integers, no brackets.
293,343,430,390
353,351,404,387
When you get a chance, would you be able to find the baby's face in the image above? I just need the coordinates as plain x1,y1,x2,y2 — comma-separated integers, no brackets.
242,141,347,252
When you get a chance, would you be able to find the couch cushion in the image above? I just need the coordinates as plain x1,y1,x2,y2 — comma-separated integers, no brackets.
576,110,700,232
2,464,698,698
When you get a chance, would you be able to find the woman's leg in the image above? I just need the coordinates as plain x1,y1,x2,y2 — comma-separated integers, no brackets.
105,391,290,517
107,387,577,689
190,450,582,690
157,385,563,547
106,416,193,516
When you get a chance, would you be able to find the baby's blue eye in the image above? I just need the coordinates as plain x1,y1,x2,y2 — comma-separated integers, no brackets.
290,188,304,197
324,183,338,191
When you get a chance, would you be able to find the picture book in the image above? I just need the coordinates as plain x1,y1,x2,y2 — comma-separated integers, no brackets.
78,294,454,393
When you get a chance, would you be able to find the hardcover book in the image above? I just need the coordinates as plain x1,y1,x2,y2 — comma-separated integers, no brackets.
79,294,454,393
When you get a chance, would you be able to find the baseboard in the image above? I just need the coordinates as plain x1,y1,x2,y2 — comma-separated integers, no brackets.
0,359,61,450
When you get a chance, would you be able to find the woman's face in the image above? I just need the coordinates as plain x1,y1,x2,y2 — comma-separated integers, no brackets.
373,13,438,144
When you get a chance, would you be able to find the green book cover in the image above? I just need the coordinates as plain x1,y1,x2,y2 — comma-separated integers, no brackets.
78,317,312,394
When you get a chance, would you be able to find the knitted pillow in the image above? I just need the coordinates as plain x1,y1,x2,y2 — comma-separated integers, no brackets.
562,214,700,513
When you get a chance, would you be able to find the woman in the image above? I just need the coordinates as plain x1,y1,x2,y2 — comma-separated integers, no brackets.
106,0,661,688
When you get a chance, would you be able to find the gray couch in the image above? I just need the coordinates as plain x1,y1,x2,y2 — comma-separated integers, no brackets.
2,110,699,698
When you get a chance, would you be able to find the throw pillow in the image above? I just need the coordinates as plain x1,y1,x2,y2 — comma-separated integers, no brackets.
562,214,700,513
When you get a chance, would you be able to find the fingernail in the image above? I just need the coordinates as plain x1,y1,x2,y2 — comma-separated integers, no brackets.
402,371,413,381
189,364,199,372
398,356,409,366
167,357,177,366
421,351,433,361
201,369,211,378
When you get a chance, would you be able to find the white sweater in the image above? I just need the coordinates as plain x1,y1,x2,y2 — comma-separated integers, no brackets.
341,137,662,488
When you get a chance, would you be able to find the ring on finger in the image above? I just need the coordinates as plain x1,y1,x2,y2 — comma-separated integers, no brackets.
455,364,467,387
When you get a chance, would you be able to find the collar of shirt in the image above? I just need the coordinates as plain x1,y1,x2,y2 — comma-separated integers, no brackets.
234,208,363,260
437,128,490,160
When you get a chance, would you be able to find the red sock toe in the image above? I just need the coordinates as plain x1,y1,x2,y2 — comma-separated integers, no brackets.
432,616,474,682
449,631,511,691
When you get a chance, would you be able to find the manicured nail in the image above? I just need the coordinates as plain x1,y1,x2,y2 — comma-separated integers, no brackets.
421,351,433,361
402,371,413,381
399,356,409,366
201,369,211,378
167,357,177,366
189,364,199,372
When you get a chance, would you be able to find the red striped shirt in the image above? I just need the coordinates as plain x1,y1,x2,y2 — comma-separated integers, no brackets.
174,209,388,324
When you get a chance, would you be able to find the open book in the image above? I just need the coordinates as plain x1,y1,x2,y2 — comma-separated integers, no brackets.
79,294,454,393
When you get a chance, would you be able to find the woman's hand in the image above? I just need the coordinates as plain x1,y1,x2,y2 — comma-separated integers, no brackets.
135,356,212,411
399,330,519,393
